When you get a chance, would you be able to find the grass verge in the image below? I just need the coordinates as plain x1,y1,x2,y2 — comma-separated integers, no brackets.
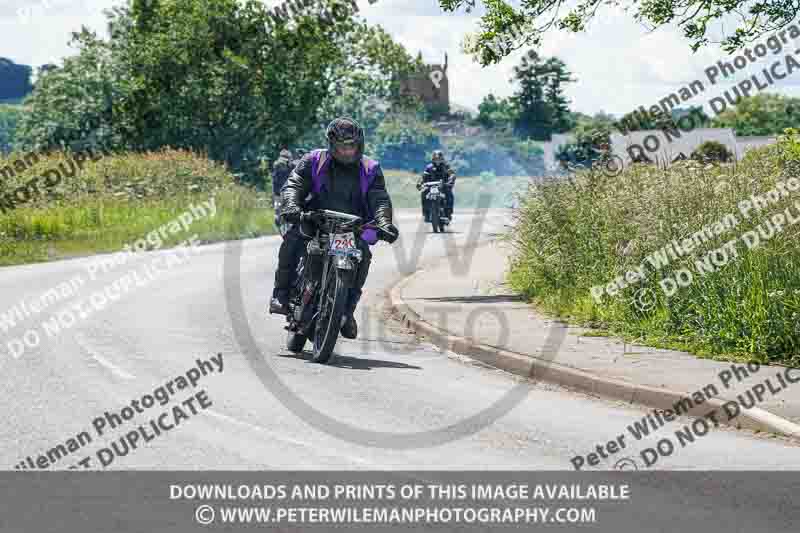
0,149,275,266
507,129,800,366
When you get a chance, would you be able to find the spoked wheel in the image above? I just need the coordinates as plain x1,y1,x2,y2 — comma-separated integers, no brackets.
312,268,350,364
431,203,441,233
286,331,307,353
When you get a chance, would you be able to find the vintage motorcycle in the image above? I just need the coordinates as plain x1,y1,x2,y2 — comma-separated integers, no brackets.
283,209,379,363
420,179,449,233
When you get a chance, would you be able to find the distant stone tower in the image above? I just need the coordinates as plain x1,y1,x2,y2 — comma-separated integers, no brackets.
400,52,449,114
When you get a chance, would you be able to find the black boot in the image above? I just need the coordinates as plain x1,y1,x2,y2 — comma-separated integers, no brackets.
341,288,361,339
269,290,289,315
340,314,358,339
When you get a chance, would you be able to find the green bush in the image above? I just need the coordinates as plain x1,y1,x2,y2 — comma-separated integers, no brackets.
555,122,611,170
0,149,274,265
0,148,232,210
508,144,800,365
691,141,733,164
778,128,800,177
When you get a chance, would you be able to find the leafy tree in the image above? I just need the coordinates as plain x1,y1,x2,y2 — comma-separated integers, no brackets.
512,51,574,141
711,94,800,136
0,104,25,153
295,36,425,149
542,57,574,133
437,0,800,65
475,93,518,130
15,32,120,153
16,0,416,180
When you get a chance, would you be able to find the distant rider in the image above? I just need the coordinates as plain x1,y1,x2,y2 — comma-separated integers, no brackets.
272,149,294,222
417,150,455,222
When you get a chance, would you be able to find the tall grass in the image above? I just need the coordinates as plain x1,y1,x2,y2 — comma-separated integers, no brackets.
508,129,800,365
0,149,275,265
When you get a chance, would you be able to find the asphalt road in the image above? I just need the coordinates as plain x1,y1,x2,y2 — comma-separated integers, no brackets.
1,208,799,471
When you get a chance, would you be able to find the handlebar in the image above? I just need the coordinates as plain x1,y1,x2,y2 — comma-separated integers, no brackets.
301,209,396,244
301,209,377,234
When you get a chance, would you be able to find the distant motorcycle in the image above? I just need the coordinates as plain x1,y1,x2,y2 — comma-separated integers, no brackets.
284,209,379,363
420,179,449,233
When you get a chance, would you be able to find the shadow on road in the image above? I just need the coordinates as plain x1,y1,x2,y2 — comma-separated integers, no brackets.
277,351,423,371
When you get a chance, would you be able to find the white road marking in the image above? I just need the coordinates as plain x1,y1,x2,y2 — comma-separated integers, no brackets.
205,409,310,447
74,332,136,380
204,409,373,466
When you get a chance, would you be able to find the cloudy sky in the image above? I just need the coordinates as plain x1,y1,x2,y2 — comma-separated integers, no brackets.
1,0,799,117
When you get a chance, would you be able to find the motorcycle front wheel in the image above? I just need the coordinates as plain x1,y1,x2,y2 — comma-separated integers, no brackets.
430,202,441,233
312,267,350,364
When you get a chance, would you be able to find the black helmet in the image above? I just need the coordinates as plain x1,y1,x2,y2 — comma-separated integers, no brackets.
432,150,445,164
326,117,364,165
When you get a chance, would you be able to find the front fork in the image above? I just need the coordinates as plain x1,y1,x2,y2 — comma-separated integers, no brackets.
290,240,360,334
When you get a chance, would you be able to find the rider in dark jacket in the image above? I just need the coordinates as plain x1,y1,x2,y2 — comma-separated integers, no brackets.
271,149,294,226
269,118,399,339
417,150,456,222
272,149,294,197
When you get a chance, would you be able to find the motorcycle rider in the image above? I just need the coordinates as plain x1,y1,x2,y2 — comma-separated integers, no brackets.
269,117,399,339
272,149,294,223
417,150,456,222
292,149,306,168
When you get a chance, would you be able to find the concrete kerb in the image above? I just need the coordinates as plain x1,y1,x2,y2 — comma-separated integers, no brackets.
385,243,800,440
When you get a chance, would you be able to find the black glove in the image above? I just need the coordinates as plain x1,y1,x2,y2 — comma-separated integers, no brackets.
378,223,399,244
280,209,301,224
300,211,324,225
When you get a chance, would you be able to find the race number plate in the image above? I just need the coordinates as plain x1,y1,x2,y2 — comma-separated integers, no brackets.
330,232,356,255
